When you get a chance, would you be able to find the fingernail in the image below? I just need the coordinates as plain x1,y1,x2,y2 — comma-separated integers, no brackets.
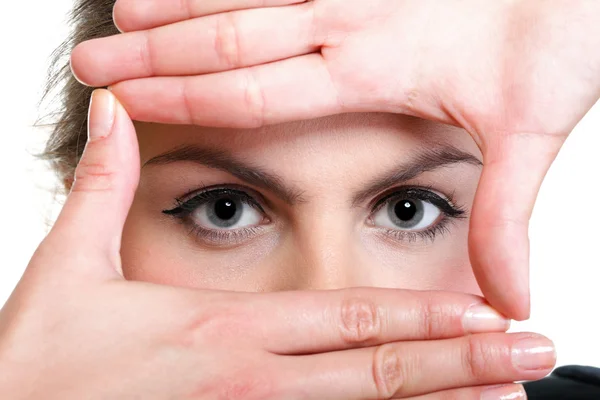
69,55,86,86
112,3,125,33
481,384,526,400
463,304,511,333
88,89,116,141
512,335,556,371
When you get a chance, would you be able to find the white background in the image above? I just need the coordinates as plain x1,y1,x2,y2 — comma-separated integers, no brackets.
1,1,599,368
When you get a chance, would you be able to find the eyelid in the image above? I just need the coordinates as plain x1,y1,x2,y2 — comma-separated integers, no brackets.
163,185,272,247
163,184,269,216
365,186,466,245
369,186,466,218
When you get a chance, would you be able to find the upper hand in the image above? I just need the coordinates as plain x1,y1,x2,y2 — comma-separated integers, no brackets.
70,0,600,320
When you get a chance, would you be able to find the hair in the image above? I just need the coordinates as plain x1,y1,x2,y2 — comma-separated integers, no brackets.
39,0,118,192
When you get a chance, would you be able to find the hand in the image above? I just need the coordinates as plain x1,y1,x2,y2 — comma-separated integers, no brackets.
0,90,554,399
70,0,600,320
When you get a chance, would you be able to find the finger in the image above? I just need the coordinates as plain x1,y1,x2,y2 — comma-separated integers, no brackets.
45,90,140,276
403,383,526,400
107,54,347,128
72,3,318,87
113,0,308,32
226,288,509,355
281,332,554,399
469,133,565,320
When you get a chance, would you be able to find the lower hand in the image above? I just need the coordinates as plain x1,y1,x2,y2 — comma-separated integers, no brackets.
0,90,555,399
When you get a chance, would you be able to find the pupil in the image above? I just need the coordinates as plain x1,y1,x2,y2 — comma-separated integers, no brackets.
214,198,237,220
394,200,417,221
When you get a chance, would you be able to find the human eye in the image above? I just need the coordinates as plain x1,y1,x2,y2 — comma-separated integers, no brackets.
162,186,269,246
368,187,466,243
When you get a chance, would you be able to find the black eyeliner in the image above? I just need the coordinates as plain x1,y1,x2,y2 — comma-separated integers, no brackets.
162,185,270,247
163,187,264,217
367,185,467,244
371,187,466,218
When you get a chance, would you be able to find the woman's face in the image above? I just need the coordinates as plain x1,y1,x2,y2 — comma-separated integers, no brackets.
122,113,483,295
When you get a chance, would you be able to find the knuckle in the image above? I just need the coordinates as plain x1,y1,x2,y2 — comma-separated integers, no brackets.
72,159,116,193
371,344,405,398
176,308,218,350
462,335,493,381
179,0,192,20
214,12,242,69
180,300,255,348
416,293,456,339
243,67,266,128
339,295,382,345
181,81,197,125
208,312,251,341
137,31,155,76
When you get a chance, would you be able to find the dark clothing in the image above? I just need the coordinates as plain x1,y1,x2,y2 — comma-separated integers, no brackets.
524,365,600,399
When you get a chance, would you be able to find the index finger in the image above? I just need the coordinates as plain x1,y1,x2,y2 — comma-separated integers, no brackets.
113,0,308,32
107,55,344,128
469,133,564,321
239,287,509,355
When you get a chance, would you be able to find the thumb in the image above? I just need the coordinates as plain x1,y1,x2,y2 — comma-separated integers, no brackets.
469,132,564,321
48,89,140,277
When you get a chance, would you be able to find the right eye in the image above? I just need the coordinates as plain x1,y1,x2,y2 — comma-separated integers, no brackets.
372,196,442,231
189,193,264,230
163,187,268,237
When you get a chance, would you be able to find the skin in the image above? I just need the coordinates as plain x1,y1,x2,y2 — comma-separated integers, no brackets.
123,113,484,293
8,0,598,397
72,0,600,320
0,91,554,399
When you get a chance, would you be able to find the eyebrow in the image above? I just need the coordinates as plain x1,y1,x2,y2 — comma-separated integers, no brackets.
144,145,306,204
350,146,482,206
144,144,481,206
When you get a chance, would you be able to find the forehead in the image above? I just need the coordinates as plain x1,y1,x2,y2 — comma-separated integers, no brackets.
135,113,481,169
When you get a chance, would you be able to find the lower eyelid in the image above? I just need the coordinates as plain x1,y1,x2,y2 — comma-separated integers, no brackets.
190,225,266,246
170,186,464,246
373,217,455,244
176,207,273,247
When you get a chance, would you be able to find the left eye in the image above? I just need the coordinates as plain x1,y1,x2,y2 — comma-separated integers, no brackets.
372,197,442,231
190,195,263,230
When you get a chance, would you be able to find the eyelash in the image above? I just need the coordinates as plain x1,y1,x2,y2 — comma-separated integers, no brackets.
163,185,466,245
163,186,269,245
368,186,466,243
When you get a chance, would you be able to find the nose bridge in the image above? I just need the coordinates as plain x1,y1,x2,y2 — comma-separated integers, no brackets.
289,206,369,290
